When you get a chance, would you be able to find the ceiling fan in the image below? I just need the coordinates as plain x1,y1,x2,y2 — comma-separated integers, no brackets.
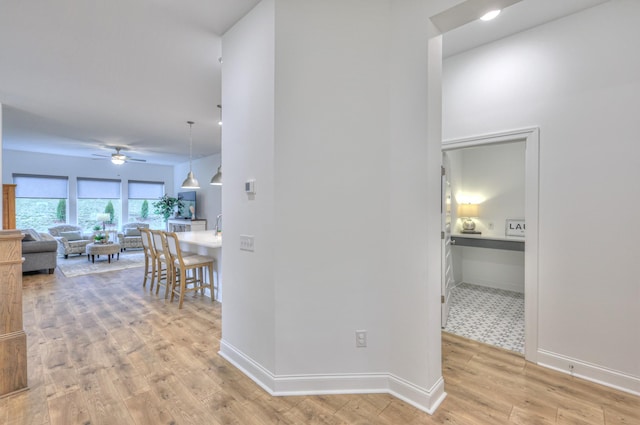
92,147,146,165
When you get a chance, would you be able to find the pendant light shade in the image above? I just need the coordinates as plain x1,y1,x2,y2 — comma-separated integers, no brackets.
181,121,200,189
210,165,222,185
181,171,200,189
210,104,223,186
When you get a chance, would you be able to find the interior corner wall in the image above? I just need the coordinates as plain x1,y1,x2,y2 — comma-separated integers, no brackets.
221,0,446,413
443,0,640,394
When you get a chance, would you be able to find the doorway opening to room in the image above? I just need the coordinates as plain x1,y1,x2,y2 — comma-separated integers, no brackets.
441,128,539,361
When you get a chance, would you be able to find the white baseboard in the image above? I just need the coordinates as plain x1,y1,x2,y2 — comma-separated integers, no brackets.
537,349,640,396
219,339,447,414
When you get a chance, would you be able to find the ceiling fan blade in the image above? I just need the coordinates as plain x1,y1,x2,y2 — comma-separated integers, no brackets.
127,158,147,163
91,153,110,158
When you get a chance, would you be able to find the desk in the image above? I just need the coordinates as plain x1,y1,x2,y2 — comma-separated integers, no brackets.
451,234,524,252
175,231,222,301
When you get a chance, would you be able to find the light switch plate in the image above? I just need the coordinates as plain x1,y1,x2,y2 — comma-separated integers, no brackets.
240,235,255,252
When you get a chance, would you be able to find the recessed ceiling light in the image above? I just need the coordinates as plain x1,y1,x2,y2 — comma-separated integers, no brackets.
480,9,501,21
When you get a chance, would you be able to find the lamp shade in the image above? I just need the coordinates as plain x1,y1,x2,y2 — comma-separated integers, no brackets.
458,203,479,218
96,213,110,222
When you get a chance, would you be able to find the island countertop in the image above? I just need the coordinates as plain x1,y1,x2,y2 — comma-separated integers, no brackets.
175,230,222,249
175,230,223,300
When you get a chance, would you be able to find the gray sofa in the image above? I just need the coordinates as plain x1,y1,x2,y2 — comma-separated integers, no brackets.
20,229,58,274
48,224,92,258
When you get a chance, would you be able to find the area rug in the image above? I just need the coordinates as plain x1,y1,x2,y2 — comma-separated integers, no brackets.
57,251,146,278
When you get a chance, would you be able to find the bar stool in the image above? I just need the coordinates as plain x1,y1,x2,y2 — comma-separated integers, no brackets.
164,231,217,309
140,228,157,291
150,229,172,299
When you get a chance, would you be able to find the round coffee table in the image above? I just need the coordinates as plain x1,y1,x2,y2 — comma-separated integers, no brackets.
86,242,121,263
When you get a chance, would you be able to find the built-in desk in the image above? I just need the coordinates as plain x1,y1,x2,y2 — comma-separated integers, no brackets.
451,233,525,252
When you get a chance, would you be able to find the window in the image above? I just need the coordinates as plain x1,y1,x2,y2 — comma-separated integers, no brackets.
14,174,68,232
77,178,121,232
128,180,165,229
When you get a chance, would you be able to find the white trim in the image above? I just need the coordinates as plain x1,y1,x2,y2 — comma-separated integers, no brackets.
219,339,447,415
538,349,640,397
442,127,540,363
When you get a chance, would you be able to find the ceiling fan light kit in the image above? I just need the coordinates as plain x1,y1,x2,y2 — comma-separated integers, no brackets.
93,146,146,164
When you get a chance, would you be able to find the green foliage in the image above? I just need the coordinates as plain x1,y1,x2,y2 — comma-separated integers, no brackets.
104,201,115,223
93,224,102,231
141,200,149,219
152,195,183,223
56,199,66,222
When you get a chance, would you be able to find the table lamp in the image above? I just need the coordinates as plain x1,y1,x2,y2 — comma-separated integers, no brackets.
458,203,479,233
96,213,110,231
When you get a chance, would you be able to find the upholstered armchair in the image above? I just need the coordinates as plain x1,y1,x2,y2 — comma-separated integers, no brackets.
48,224,92,258
118,222,150,251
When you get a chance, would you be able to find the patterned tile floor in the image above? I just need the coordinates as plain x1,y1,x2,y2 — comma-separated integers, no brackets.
443,282,525,354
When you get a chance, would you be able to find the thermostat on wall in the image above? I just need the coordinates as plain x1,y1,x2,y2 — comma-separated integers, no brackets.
245,179,256,194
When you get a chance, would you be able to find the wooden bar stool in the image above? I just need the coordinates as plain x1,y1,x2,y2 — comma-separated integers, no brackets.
164,231,217,309
150,229,172,299
140,228,157,291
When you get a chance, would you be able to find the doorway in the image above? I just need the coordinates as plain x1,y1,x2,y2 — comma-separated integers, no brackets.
442,128,539,362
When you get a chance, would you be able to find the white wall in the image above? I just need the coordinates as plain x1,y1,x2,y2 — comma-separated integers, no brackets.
220,0,277,375
221,0,446,413
0,103,3,228
443,0,640,393
3,149,174,226
3,149,222,230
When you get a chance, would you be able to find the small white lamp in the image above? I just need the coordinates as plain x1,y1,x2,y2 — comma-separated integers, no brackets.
458,203,479,233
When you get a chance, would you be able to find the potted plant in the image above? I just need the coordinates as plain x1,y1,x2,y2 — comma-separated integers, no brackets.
152,195,183,230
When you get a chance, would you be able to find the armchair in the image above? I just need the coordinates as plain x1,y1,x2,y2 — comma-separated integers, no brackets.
48,225,92,258
118,222,150,251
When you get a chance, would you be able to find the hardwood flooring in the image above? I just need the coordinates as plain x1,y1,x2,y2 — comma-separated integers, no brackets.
2,267,638,424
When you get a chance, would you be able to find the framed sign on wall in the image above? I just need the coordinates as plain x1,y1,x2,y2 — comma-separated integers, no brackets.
505,219,525,237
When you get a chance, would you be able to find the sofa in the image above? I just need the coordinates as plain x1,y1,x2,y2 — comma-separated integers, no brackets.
118,222,150,251
20,229,58,274
48,224,92,258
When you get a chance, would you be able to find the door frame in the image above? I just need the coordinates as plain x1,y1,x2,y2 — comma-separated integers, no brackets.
442,127,539,362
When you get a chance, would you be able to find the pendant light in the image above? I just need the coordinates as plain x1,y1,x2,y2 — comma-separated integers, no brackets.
210,104,223,186
181,121,200,189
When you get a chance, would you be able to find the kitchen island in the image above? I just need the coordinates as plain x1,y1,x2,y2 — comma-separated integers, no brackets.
175,230,223,301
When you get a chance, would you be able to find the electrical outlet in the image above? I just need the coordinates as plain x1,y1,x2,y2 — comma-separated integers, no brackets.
355,330,367,348
240,235,255,252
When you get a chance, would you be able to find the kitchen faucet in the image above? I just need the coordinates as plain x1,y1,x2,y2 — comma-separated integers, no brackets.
215,214,222,234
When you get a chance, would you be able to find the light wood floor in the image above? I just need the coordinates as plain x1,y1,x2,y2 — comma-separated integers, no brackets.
2,266,639,424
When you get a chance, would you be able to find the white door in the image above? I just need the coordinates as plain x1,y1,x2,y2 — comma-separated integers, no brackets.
441,154,454,328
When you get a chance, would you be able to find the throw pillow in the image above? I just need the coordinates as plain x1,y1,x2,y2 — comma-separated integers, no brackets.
60,231,82,241
21,228,41,242
125,228,141,236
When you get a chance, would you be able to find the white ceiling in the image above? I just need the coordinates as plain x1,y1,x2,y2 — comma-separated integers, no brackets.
0,0,608,165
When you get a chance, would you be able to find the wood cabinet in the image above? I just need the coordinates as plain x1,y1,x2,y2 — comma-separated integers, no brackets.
3,184,16,230
0,230,28,397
